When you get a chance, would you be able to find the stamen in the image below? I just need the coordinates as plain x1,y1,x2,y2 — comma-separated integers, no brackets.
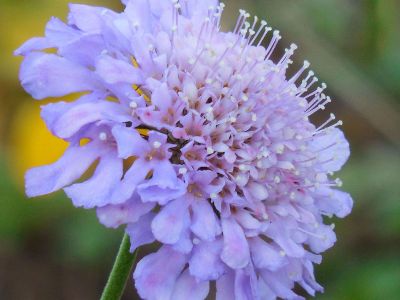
315,113,336,132
153,141,162,149
303,83,326,100
289,60,310,84
278,43,298,67
179,167,188,175
298,75,318,95
129,101,138,109
257,26,272,47
239,164,247,171
265,30,281,60
195,17,209,52
250,19,267,46
215,2,225,28
335,178,343,187
234,10,249,34
99,132,107,141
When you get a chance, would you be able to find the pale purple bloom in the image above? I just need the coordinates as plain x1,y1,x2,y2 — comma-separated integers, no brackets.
16,0,353,299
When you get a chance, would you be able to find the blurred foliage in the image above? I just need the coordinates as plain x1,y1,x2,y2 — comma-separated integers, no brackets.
0,0,399,299
304,0,400,100
316,148,400,300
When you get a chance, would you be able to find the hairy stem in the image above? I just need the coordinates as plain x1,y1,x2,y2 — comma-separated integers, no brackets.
100,233,138,300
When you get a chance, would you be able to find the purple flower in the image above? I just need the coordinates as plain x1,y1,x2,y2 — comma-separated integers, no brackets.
16,0,353,299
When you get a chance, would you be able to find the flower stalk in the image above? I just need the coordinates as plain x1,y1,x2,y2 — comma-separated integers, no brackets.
100,234,138,300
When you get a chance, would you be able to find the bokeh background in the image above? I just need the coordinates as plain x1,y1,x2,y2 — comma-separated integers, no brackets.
0,0,399,299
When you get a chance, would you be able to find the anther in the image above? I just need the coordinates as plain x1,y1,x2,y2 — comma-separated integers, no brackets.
239,164,247,171
129,101,138,109
99,132,107,141
335,178,343,187
153,141,162,149
275,144,285,154
179,167,187,175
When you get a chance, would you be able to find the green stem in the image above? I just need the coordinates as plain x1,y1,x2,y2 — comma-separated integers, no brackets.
100,233,138,300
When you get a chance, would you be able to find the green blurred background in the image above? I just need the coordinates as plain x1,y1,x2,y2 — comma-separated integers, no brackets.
0,0,399,299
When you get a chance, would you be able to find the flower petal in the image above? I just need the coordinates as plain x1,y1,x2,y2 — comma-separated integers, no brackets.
53,101,131,139
235,210,263,230
19,52,99,100
109,158,150,203
68,4,113,33
189,240,225,280
315,188,353,218
124,0,152,32
299,261,323,295
172,224,193,254
235,267,258,300
25,143,100,197
40,93,103,135
45,17,80,46
96,55,143,85
112,125,150,159
220,217,250,269
64,151,123,208
309,128,350,173
260,270,303,300
185,0,219,19
306,224,336,253
151,82,173,112
249,237,286,271
96,193,155,228
216,272,235,300
151,199,189,244
138,160,186,205
134,246,186,300
126,213,156,252
190,200,221,241
246,182,269,201
14,37,53,56
267,218,305,258
171,270,209,300
59,34,105,67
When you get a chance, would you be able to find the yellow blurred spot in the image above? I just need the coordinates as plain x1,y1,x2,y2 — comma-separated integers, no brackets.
9,100,68,186
130,56,151,104
137,128,149,136
106,96,119,102
133,84,152,104
123,156,137,173
79,138,91,146
131,56,140,68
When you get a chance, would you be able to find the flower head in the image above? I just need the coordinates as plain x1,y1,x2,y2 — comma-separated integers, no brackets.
16,0,353,299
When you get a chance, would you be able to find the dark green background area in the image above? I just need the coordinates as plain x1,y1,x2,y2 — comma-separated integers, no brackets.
1,0,399,299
